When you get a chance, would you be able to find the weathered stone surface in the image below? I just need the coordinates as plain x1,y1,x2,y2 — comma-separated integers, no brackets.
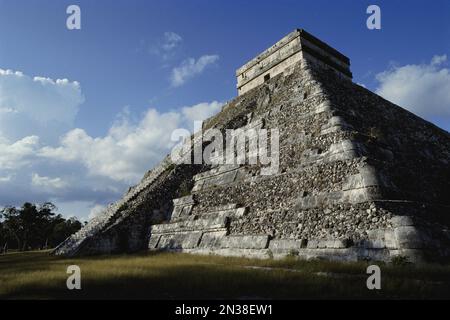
269,239,307,251
151,216,228,234
199,234,270,250
148,235,161,249
157,232,203,250
219,235,270,250
198,231,227,248
391,216,415,227
394,226,425,249
384,230,397,249
171,195,195,219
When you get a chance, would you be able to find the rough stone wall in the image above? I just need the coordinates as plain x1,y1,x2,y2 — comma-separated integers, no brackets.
182,63,386,245
311,65,450,207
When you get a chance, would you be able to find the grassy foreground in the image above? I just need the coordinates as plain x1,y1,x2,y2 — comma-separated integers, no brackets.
1,250,449,299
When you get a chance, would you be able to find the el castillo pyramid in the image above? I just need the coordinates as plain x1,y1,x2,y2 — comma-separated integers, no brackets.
54,29,450,263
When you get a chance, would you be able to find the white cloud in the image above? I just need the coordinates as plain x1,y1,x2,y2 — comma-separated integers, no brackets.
171,55,219,87
31,173,68,190
0,107,18,114
38,101,223,183
148,31,183,60
376,55,450,118
52,200,104,222
0,175,12,183
162,32,182,52
181,101,223,125
0,67,84,144
39,110,181,182
0,135,39,170
431,55,447,66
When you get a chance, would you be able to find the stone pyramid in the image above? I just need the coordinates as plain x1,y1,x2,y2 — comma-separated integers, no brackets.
54,29,450,263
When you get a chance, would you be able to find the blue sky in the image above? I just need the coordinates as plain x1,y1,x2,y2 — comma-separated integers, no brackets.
0,0,449,220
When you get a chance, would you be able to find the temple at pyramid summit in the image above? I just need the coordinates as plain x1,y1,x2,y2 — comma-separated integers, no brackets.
236,29,352,95
53,29,450,263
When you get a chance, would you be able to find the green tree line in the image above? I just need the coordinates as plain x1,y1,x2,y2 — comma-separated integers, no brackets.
0,202,83,252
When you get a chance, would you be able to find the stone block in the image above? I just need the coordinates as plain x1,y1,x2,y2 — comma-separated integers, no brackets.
359,239,385,249
384,230,397,249
315,102,332,114
151,216,228,234
394,226,424,249
173,195,195,206
268,239,306,251
198,231,227,248
391,216,415,227
235,207,248,217
220,235,270,249
357,229,393,249
157,232,202,249
215,204,238,211
332,239,352,249
319,240,348,249
306,240,319,249
181,232,203,248
148,235,161,249
343,166,379,190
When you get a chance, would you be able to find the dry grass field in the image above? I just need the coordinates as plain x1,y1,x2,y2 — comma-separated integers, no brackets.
1,250,450,299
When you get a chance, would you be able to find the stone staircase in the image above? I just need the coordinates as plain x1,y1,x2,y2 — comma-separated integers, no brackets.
147,115,274,257
52,203,117,256
53,157,173,256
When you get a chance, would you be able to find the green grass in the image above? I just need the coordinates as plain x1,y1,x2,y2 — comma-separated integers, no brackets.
1,251,449,300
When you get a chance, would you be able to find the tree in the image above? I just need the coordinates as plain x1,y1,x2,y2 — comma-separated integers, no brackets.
1,206,23,250
0,202,82,251
0,219,5,253
50,217,82,247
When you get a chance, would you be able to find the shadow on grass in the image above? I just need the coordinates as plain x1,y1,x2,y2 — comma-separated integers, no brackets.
1,251,450,300
1,265,373,300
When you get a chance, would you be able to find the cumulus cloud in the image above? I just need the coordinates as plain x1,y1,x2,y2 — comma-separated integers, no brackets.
0,135,39,170
376,55,450,119
31,173,68,191
171,55,219,87
39,101,223,183
39,111,181,182
181,101,223,126
0,68,84,144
